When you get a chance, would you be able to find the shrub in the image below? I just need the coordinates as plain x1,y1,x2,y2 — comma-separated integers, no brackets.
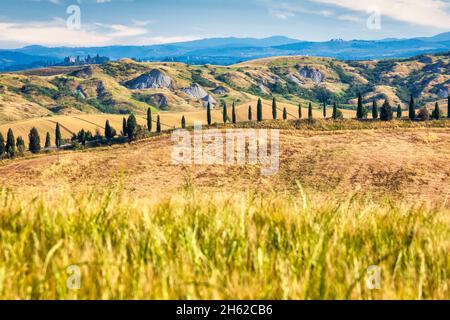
380,100,393,121
417,108,430,121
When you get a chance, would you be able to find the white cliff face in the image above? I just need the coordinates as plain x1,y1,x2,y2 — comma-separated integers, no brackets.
181,83,208,99
125,69,174,90
298,66,324,84
181,83,217,107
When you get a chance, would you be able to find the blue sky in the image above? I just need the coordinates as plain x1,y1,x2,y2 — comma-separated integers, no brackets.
0,0,449,48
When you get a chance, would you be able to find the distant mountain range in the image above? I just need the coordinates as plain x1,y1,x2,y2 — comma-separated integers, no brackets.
1,33,450,71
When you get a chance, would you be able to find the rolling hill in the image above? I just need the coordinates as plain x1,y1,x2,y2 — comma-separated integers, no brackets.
0,52,449,140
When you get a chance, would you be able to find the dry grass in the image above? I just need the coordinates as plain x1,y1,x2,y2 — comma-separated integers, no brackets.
0,125,449,300
0,187,448,300
1,125,450,204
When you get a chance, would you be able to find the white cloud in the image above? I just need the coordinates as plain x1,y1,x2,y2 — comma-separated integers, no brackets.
0,21,112,46
263,1,335,20
134,35,204,45
337,14,363,23
0,18,202,47
312,0,450,29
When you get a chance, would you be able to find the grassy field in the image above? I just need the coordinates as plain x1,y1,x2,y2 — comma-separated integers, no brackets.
0,186,448,300
0,123,449,300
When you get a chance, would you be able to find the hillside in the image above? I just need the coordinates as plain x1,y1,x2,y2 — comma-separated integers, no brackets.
0,52,449,129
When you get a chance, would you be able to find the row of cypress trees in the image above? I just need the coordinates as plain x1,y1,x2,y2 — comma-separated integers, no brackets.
201,94,450,127
357,94,450,120
0,122,64,158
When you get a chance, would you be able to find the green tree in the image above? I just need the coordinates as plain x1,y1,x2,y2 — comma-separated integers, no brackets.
332,102,338,119
248,106,252,121
28,127,41,153
126,114,137,139
105,120,113,140
380,100,393,121
356,93,366,119
55,122,62,148
257,98,263,122
157,115,161,133
44,132,51,149
232,102,237,124
6,128,15,157
181,116,186,129
397,104,403,119
409,95,416,120
298,103,302,119
206,102,212,126
323,101,327,118
0,133,5,159
16,136,25,156
308,102,313,120
122,117,127,136
283,107,287,120
372,100,378,120
147,108,152,132
77,129,87,146
272,97,277,120
447,96,450,119
432,102,441,120
223,102,228,124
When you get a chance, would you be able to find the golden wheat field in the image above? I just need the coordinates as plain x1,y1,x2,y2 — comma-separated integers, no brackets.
0,122,449,299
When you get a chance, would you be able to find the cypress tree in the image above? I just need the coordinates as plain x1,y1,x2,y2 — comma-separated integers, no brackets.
380,100,393,121
332,102,338,119
397,104,403,119
257,98,263,122
156,115,161,133
6,128,15,157
28,127,41,153
308,102,313,120
55,122,62,148
223,102,228,124
181,116,186,129
409,95,416,120
372,100,378,119
272,97,277,120
298,103,302,119
206,102,212,126
147,108,152,132
0,133,4,159
232,102,237,124
356,93,365,119
122,117,127,136
248,106,252,121
16,136,25,156
283,107,287,120
126,114,137,140
323,101,327,118
44,132,51,149
447,96,450,119
432,102,441,120
105,120,113,140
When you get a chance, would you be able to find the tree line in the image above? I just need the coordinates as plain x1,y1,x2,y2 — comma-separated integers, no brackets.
1,95,449,160
200,94,450,125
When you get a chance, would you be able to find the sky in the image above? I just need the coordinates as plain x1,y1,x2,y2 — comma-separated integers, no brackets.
0,0,450,48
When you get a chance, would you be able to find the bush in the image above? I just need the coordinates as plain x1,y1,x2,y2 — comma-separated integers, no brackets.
417,108,430,121
380,100,393,121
